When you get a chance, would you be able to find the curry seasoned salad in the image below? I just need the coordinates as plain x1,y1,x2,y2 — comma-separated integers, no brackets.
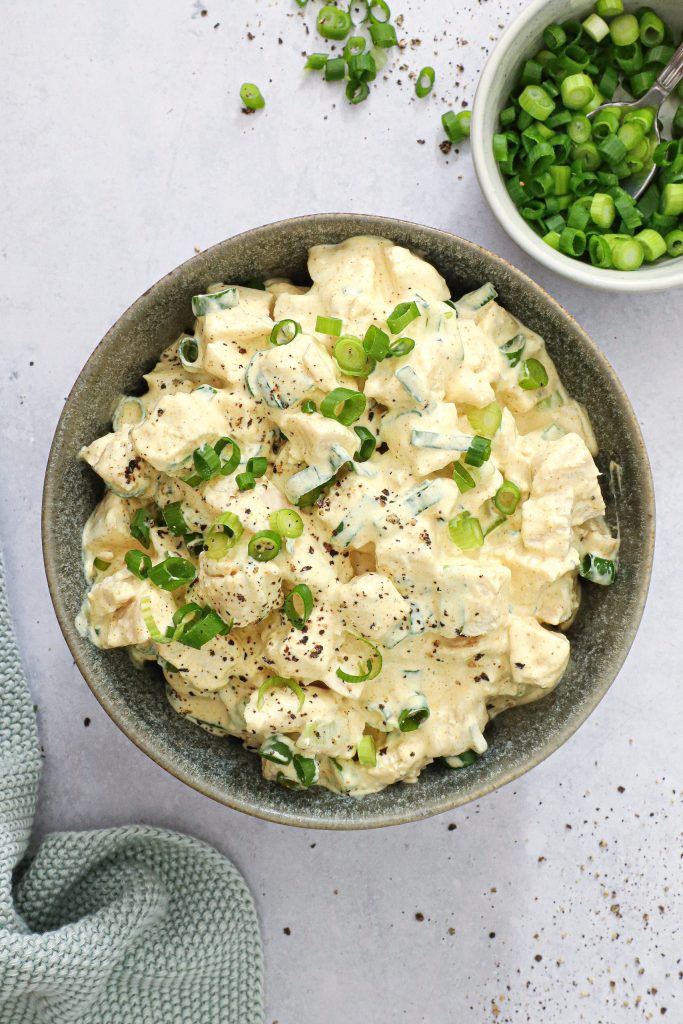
78,236,618,796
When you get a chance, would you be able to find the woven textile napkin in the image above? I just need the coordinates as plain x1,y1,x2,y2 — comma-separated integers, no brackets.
0,548,263,1023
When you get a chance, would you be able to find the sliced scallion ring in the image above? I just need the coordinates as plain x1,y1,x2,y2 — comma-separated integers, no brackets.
336,634,382,683
466,402,502,438
453,461,476,493
363,324,390,361
464,435,491,468
320,387,366,425
130,508,155,548
236,471,256,491
368,0,391,23
500,334,526,367
259,736,293,766
301,399,317,414
357,734,377,767
125,549,152,579
398,694,430,732
240,82,265,110
317,3,352,39
140,597,167,643
334,335,375,376
256,675,306,711
579,552,616,585
494,481,521,516
448,512,484,550
248,530,282,562
162,501,190,537
93,557,111,572
205,512,244,560
148,556,197,592
353,425,376,462
315,314,343,336
178,335,200,371
270,319,301,346
179,606,231,649
215,436,241,477
346,79,370,105
191,287,238,317
246,456,268,478
519,358,549,390
386,301,420,334
415,66,436,98
388,337,415,358
283,584,314,630
192,442,221,480
269,508,304,538
293,753,319,787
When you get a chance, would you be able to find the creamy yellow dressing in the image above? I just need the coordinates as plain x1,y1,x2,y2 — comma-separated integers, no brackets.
78,236,618,797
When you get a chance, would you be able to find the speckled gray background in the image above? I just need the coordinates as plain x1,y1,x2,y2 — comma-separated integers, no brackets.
3,0,682,1021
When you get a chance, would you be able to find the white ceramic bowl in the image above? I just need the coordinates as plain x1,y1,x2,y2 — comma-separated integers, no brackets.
471,0,683,292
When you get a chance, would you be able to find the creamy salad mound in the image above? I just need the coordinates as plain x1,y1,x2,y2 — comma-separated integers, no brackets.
78,236,618,796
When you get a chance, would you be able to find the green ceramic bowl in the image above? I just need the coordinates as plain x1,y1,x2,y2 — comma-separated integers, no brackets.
42,214,654,829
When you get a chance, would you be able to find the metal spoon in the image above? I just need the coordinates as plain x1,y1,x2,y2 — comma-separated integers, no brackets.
587,40,683,199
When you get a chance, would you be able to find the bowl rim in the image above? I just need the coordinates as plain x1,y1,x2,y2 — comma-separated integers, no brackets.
471,0,683,294
42,212,655,829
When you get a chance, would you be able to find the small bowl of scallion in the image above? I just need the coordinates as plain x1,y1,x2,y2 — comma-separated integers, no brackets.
471,0,683,291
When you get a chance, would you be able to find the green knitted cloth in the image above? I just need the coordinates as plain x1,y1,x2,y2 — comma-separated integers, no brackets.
0,549,264,1024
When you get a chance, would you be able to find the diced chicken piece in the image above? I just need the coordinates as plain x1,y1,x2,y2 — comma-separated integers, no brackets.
244,684,362,751
246,333,340,408
435,561,511,637
275,409,358,467
338,572,411,646
444,319,500,407
261,600,341,683
202,476,287,533
575,515,620,561
79,431,154,497
195,551,282,627
82,491,145,564
85,570,175,649
197,286,274,356
379,402,462,476
522,486,574,559
508,615,570,696
531,432,605,524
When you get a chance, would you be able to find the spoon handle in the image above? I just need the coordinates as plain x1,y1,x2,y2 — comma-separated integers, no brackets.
655,39,683,98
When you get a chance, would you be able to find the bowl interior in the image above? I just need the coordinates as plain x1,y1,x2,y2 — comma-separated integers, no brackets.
43,214,654,828
471,0,683,292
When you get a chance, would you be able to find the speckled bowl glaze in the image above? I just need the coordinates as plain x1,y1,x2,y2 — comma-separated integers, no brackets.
42,214,654,829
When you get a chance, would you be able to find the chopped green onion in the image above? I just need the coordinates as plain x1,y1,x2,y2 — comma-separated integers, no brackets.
559,226,587,257
665,230,683,257
346,79,370,104
305,53,329,70
582,13,609,43
543,24,567,51
367,0,391,22
500,334,526,367
386,301,420,334
334,335,375,376
568,114,592,144
661,184,683,217
316,315,343,336
317,4,352,40
301,399,317,414
464,435,491,468
466,402,502,438
140,597,167,643
259,736,293,766
442,109,472,142
336,634,382,683
609,13,640,47
363,324,390,360
257,676,305,711
293,754,319,788
357,735,377,767
93,557,111,572
283,584,314,630
453,461,476,493
214,436,241,477
353,425,376,462
125,549,152,579
192,442,221,480
343,35,366,59
204,511,244,560
130,508,155,548
589,234,613,268
388,337,415,358
347,52,377,82
162,501,190,537
270,319,301,346
320,387,366,425
248,530,282,562
324,57,346,81
590,192,616,229
494,481,521,516
448,512,484,550
148,556,196,592
415,66,435,98
518,357,549,390
492,133,509,162
240,83,265,110
398,695,430,732
639,9,665,47
518,85,555,121
450,749,479,768
236,471,255,491
561,74,594,110
178,335,200,370
191,286,238,318
269,508,304,538
611,237,644,270
634,228,667,262
179,605,231,649
369,22,396,48
579,552,616,585
596,0,623,15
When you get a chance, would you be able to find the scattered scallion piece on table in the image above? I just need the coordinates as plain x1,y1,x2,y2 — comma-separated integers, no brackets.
240,83,265,111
